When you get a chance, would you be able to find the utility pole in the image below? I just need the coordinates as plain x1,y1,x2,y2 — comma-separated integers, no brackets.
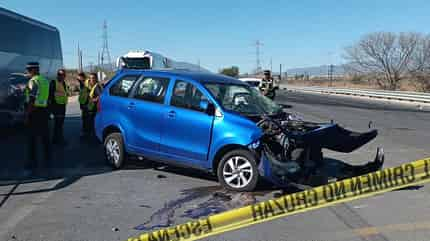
100,20,112,72
98,51,101,70
279,64,282,82
270,58,272,73
255,40,263,74
328,52,334,87
77,43,83,72
328,64,334,87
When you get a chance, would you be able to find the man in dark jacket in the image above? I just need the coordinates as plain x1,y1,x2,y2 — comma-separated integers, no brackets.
49,69,69,145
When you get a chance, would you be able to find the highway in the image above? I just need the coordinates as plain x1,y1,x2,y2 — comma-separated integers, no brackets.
1,91,430,241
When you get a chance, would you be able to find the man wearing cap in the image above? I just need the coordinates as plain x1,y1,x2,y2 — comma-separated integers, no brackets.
259,70,276,100
49,69,69,145
24,62,51,169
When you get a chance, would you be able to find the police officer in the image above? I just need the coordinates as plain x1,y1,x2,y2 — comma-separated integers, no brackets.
260,70,276,100
24,62,51,169
77,72,90,138
87,73,102,138
49,69,69,145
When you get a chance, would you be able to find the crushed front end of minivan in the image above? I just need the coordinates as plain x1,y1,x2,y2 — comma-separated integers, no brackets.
248,112,385,188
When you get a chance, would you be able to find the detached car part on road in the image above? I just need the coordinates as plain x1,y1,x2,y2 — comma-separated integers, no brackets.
96,69,383,191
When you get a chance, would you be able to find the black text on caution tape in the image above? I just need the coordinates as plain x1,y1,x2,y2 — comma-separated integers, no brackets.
252,160,430,222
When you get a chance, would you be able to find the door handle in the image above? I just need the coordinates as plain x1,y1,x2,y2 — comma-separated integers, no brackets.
127,102,136,110
167,110,176,118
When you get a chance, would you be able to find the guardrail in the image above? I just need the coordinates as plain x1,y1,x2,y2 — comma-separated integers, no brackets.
283,85,430,104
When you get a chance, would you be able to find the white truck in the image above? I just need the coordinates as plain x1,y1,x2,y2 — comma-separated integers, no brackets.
116,50,209,72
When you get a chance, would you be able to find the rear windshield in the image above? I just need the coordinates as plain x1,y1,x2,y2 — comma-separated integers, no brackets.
122,57,151,69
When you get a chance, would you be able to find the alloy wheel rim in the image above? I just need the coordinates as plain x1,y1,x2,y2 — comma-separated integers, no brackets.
222,156,253,189
106,139,120,166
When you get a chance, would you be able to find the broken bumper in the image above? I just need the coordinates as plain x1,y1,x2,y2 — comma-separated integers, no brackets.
255,123,384,188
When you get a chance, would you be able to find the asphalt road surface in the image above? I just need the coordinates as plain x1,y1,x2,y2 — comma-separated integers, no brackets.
1,92,430,241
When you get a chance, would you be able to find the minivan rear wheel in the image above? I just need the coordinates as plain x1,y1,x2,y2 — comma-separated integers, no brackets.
217,149,259,191
104,132,126,169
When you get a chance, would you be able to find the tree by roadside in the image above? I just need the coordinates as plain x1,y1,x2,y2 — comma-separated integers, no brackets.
407,35,430,91
219,66,239,77
344,32,423,90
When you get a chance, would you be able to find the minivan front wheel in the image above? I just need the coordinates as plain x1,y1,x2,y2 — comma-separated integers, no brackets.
104,132,126,169
217,149,259,191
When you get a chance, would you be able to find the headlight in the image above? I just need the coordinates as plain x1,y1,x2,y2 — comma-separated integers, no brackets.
248,139,260,149
8,84,25,96
8,85,17,96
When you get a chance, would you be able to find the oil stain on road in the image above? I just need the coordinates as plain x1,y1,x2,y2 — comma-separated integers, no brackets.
134,186,261,231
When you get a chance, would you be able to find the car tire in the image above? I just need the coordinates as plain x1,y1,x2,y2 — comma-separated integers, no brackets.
217,149,259,192
104,132,126,169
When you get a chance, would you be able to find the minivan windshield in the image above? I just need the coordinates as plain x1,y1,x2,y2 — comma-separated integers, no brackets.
204,83,281,116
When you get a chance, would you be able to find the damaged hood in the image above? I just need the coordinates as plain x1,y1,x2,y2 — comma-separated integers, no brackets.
293,124,378,153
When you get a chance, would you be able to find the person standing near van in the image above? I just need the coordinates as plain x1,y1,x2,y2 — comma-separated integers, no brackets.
87,73,102,137
77,72,90,138
49,69,69,145
24,62,51,169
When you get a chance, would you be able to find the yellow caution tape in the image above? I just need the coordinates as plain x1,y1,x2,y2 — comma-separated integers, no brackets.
127,158,430,241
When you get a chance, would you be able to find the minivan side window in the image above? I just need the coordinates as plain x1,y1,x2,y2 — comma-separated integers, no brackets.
133,77,169,104
171,80,208,112
109,75,139,97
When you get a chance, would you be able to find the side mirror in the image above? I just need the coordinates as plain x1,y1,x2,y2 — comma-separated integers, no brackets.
274,86,279,90
205,102,216,116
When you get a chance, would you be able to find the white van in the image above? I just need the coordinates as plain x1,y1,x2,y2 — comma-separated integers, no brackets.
239,78,262,89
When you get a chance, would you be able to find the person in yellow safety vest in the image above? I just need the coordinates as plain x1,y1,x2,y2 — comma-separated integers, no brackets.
24,62,52,171
87,73,102,138
49,69,69,145
77,72,90,138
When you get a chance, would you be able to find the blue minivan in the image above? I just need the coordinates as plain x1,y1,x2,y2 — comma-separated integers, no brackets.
95,69,383,191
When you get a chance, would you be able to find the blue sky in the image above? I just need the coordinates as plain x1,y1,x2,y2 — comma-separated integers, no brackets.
2,0,430,73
